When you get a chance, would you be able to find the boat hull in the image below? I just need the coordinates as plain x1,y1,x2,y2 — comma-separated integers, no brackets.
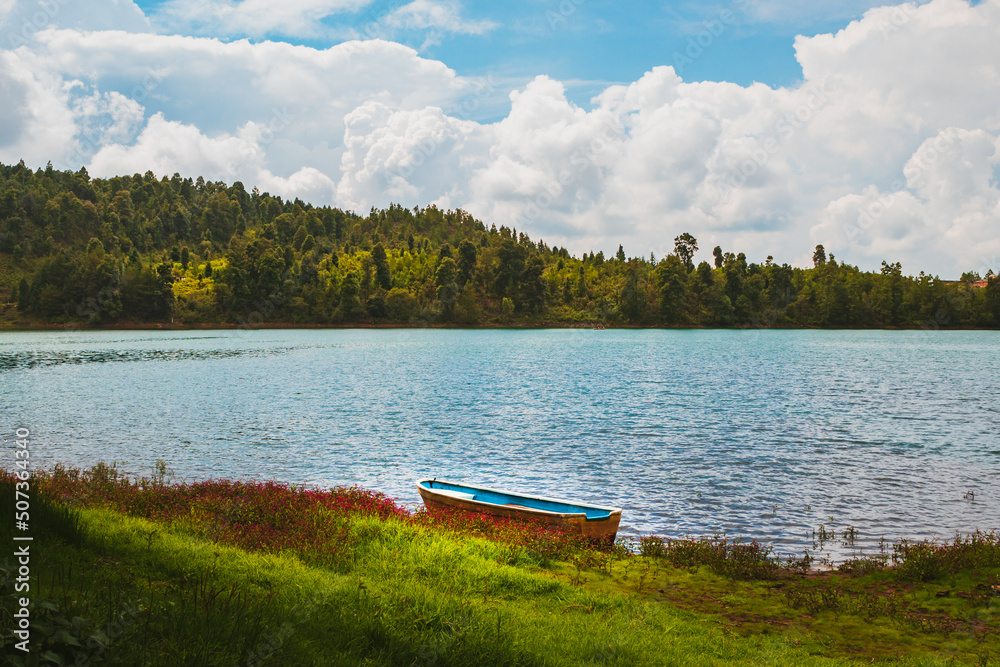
417,479,622,541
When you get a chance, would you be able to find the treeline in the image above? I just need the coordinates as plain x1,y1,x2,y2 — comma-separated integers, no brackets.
1,160,998,328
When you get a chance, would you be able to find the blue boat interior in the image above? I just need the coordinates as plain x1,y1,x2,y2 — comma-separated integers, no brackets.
421,480,614,521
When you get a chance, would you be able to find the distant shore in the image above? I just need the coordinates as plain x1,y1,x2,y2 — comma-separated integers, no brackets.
0,318,995,332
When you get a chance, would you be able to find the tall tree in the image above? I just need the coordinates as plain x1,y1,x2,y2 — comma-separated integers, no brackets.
618,262,648,323
371,242,391,290
519,255,547,314
493,238,526,298
813,244,827,268
457,240,477,286
338,272,363,321
435,257,459,318
723,252,747,307
655,255,688,324
874,261,903,326
674,233,698,272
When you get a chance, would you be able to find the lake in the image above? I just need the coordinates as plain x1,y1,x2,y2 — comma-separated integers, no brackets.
2,327,998,562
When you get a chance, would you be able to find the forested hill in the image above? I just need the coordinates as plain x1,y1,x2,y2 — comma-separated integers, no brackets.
1,160,998,329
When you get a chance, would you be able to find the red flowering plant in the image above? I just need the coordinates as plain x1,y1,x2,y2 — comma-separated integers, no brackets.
14,464,603,569
21,464,407,568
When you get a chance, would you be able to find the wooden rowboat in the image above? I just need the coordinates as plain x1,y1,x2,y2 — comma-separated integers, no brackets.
416,479,623,541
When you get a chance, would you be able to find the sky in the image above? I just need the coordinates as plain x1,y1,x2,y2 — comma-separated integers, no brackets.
0,0,998,277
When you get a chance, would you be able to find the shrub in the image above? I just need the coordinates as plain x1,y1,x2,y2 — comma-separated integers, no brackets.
638,535,780,581
891,531,1000,582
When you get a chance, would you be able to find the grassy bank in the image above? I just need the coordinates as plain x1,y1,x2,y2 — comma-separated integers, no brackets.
2,466,998,666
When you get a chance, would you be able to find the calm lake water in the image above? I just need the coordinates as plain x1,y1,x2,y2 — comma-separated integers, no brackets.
2,328,998,561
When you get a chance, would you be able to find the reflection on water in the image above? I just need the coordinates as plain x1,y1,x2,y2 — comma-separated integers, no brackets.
2,328,998,561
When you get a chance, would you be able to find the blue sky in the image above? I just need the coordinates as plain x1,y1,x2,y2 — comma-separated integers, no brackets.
127,0,879,112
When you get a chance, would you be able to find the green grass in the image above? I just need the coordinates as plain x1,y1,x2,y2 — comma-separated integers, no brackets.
2,470,998,665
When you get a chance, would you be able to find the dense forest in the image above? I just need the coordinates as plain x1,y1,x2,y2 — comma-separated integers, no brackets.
1,160,998,329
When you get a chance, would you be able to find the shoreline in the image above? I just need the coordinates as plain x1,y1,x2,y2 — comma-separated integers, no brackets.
0,320,996,332
10,463,997,571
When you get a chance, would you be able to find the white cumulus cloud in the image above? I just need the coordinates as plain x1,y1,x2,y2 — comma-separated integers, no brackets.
336,100,490,210
2,27,470,185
